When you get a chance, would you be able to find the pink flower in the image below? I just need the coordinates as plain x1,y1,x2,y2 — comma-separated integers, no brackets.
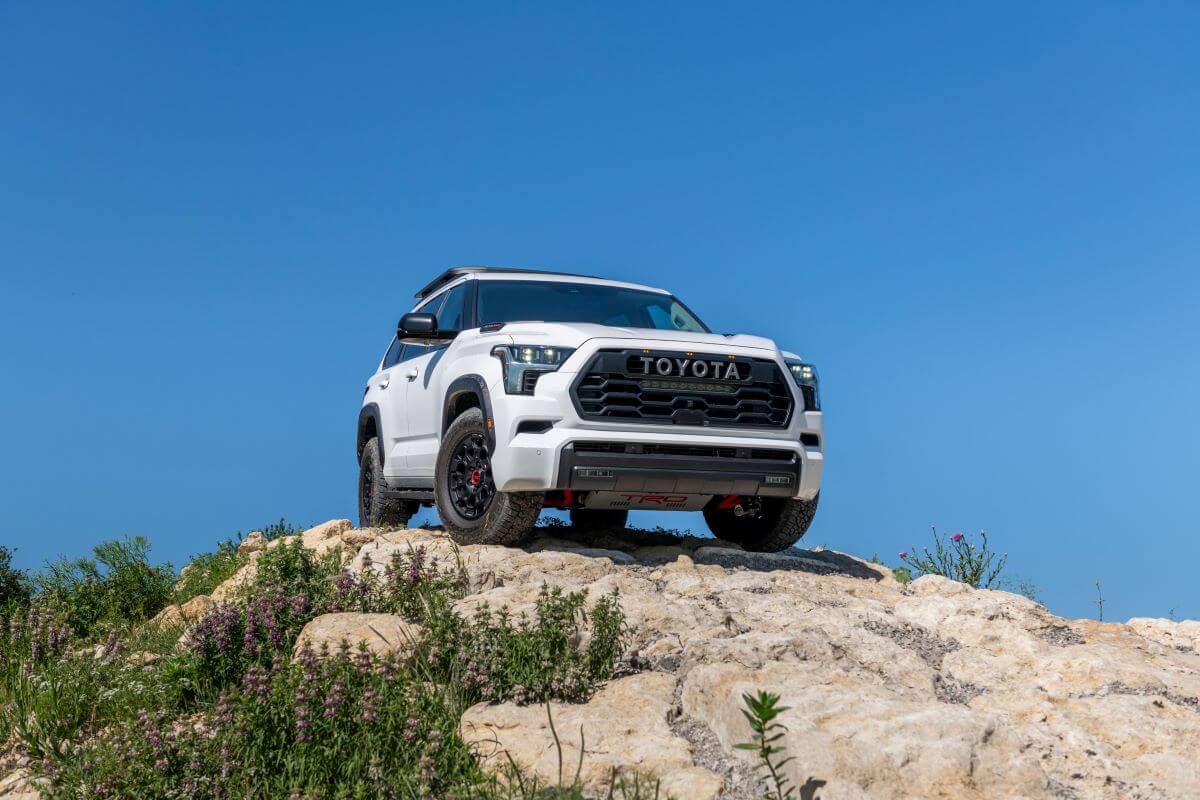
898,551,908,559
951,533,964,543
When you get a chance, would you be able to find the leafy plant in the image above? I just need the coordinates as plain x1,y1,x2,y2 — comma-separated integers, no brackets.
736,690,794,800
172,540,246,605
36,536,176,637
898,528,1007,589
0,546,31,612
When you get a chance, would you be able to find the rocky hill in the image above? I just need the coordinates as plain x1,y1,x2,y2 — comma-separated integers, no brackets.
3,520,1198,799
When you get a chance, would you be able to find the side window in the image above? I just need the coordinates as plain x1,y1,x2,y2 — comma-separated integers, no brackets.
436,283,467,331
382,337,404,369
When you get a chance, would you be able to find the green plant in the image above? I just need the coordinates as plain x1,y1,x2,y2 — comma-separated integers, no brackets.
736,690,795,800
0,546,31,612
892,566,911,584
258,517,303,541
423,585,626,705
36,536,176,638
172,540,246,605
898,528,1007,589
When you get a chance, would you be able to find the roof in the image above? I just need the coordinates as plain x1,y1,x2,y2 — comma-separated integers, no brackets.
415,266,604,298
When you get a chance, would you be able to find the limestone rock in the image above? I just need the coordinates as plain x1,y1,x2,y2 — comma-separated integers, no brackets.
460,672,722,799
151,594,215,629
238,530,266,554
0,768,39,800
266,524,1200,799
293,613,423,661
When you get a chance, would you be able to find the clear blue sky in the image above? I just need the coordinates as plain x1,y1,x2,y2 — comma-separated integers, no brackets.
2,2,1197,622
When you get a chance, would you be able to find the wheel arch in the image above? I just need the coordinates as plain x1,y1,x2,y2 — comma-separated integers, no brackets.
443,375,495,449
358,404,383,462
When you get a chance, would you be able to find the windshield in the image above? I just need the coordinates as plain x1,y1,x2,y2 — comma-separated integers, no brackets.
475,280,709,332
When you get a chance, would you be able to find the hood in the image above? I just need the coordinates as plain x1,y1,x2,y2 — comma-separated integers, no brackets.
492,322,780,354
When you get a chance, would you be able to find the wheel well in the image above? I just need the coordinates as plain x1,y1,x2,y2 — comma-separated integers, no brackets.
357,411,379,460
444,390,481,433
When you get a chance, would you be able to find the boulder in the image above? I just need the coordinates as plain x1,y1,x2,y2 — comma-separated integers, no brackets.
238,530,266,554
292,613,423,662
150,594,215,629
460,672,723,799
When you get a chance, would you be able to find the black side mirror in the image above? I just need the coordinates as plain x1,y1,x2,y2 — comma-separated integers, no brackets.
398,312,437,337
398,312,458,343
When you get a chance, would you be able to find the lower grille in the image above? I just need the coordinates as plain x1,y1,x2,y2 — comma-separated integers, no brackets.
573,442,796,461
572,350,794,429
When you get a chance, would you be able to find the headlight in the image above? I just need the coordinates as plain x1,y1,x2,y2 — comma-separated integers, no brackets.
492,345,575,394
785,360,820,411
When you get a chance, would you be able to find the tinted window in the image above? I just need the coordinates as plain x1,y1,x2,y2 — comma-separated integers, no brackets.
382,337,404,368
436,283,468,331
476,280,708,332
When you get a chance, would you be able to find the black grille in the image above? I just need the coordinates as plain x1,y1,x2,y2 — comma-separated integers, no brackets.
521,370,546,393
572,350,794,429
574,442,796,461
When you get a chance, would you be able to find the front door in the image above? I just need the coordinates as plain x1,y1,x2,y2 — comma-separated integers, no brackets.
400,282,468,477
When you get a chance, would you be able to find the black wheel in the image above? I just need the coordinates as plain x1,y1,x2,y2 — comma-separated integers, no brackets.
702,493,819,552
568,508,629,534
435,408,542,545
359,437,418,528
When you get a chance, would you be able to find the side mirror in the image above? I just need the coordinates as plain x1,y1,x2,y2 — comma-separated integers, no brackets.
397,313,459,343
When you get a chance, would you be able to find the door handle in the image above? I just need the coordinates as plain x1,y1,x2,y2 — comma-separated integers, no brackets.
405,368,419,381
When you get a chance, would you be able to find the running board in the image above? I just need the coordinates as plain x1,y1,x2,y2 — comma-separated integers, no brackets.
383,489,435,501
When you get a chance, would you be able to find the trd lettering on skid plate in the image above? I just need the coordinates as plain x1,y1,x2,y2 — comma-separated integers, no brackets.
621,494,688,504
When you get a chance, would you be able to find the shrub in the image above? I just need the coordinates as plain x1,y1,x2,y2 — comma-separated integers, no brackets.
172,540,246,605
424,584,626,705
36,536,176,638
898,528,1007,589
0,546,31,612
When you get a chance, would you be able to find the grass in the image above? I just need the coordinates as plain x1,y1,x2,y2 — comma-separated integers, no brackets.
0,521,643,799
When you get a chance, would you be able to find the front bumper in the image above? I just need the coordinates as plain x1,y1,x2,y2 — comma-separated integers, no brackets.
487,347,824,500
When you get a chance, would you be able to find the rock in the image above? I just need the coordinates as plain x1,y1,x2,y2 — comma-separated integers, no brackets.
151,594,215,629
1128,617,1200,652
0,768,39,800
209,557,258,601
176,523,1195,799
460,672,723,799
293,613,423,661
340,529,379,547
238,530,266,554
127,651,162,666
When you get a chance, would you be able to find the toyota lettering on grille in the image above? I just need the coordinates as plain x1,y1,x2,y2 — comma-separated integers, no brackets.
630,355,745,382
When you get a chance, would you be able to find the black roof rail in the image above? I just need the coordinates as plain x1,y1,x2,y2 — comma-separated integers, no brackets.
414,266,603,298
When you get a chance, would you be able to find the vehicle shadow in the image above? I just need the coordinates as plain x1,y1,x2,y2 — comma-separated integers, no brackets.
525,522,886,582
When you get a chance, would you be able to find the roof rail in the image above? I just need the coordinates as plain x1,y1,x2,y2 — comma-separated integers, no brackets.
414,266,602,298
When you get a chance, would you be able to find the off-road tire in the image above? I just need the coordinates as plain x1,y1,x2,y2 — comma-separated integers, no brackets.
702,493,819,552
358,436,418,528
436,408,542,546
568,508,629,534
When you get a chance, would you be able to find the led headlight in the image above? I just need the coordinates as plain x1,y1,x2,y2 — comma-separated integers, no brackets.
492,345,575,394
785,360,821,411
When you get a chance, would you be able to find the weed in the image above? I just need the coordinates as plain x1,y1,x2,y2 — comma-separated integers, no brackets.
898,528,1007,589
736,690,795,800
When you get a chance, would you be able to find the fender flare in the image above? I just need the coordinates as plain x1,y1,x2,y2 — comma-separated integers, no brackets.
443,375,496,450
357,403,383,462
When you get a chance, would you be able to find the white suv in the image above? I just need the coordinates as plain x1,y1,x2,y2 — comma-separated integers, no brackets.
357,267,823,552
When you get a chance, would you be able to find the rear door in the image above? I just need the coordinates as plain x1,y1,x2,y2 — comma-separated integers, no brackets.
371,337,409,479
402,281,469,477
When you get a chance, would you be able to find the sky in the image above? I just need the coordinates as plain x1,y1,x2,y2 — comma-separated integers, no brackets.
2,2,1198,622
